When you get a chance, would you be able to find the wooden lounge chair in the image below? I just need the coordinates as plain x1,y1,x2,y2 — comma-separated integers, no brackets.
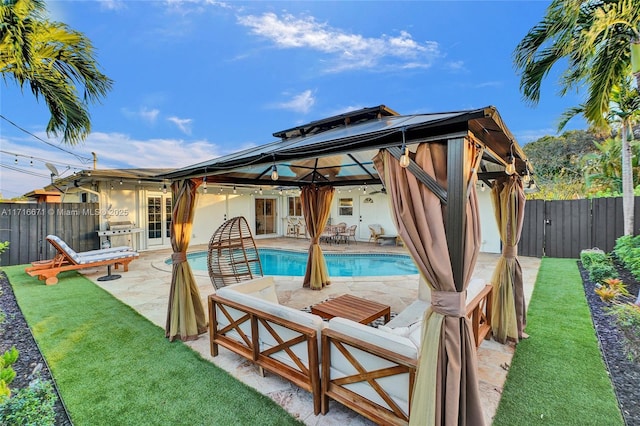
25,235,139,285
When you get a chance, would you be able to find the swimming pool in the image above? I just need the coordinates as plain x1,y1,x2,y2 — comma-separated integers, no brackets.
179,249,418,277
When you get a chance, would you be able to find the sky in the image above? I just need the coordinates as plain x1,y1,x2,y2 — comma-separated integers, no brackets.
1,0,588,198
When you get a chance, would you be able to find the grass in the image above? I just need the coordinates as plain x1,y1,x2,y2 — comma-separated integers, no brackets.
3,266,303,426
493,258,623,425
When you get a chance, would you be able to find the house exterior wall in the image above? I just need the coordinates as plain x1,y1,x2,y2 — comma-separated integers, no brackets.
82,183,501,253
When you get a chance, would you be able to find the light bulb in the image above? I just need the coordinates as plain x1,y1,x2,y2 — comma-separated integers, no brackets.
480,183,486,192
233,186,237,194
270,165,278,181
162,184,168,194
203,176,207,193
505,157,516,175
399,146,410,168
119,179,123,185
523,172,531,184
259,187,263,195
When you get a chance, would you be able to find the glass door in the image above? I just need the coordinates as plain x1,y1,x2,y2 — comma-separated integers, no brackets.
147,194,172,246
255,198,276,236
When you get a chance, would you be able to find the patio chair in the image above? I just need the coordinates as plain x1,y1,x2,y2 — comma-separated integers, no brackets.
25,235,139,285
286,217,298,237
368,224,384,243
337,224,357,244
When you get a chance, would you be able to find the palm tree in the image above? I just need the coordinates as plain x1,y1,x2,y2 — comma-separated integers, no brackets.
0,0,112,145
514,0,640,235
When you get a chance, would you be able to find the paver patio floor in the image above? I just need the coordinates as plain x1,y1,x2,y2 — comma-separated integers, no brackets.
80,237,540,425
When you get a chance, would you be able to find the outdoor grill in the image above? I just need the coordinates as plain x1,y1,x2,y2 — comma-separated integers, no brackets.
97,220,143,250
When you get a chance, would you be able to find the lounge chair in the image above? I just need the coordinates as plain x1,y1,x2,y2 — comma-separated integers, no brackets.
368,224,384,243
25,235,139,285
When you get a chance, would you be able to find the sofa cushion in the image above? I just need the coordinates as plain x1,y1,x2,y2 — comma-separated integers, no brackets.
384,299,430,329
328,317,417,357
220,276,279,304
216,287,323,331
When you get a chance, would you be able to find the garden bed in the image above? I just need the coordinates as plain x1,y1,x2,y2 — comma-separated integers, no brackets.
0,272,72,425
579,260,640,425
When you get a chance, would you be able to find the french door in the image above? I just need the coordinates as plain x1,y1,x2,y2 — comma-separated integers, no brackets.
147,193,172,246
255,198,276,236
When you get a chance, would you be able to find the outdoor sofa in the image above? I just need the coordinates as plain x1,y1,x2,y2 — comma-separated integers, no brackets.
25,235,139,285
208,275,492,425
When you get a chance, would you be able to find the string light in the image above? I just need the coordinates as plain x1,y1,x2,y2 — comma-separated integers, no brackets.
203,175,207,194
233,185,237,194
399,128,410,168
270,164,278,181
162,183,168,194
505,143,516,175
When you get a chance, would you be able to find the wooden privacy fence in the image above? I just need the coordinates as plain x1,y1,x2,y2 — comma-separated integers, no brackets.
519,196,640,259
0,203,100,266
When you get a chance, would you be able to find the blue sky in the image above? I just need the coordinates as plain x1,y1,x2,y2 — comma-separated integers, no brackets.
1,0,587,198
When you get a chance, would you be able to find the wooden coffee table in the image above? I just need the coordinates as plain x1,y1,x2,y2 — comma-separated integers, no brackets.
311,294,391,325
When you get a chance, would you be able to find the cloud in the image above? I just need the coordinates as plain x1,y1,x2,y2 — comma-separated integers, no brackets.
514,128,557,144
98,0,126,11
271,90,316,114
237,13,440,72
0,131,226,197
167,116,194,135
121,107,160,124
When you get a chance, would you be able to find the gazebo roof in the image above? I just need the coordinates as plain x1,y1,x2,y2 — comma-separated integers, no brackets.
162,105,532,188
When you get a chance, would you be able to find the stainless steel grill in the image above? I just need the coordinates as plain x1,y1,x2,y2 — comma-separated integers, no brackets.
97,221,143,249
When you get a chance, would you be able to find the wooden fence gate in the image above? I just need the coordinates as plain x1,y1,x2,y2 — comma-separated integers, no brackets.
519,196,640,258
0,202,100,266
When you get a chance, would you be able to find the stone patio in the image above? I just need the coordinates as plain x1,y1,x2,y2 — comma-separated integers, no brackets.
79,237,540,425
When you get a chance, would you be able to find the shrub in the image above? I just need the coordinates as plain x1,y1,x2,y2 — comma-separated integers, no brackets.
0,378,57,426
588,262,618,283
614,235,640,280
0,347,19,398
580,249,607,269
608,303,640,362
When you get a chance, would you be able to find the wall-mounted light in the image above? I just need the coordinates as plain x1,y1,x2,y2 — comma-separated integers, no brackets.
399,128,410,168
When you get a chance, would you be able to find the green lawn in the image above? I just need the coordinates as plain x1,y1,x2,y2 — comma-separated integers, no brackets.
3,266,302,426
4,258,624,425
493,258,623,425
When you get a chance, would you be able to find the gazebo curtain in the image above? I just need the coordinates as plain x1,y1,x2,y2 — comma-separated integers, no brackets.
300,184,335,290
490,175,526,343
373,139,484,426
165,178,208,342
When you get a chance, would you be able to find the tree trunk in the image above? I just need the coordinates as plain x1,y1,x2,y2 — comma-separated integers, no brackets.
621,122,635,236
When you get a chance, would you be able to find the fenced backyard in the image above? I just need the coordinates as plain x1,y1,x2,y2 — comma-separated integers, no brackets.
0,202,100,266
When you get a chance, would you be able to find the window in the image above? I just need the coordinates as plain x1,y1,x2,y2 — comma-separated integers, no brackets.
339,198,353,216
288,196,302,216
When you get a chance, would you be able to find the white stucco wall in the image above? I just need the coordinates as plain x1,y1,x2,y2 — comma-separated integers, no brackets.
91,183,502,253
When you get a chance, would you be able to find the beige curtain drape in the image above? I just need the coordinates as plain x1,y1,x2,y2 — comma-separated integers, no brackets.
301,184,335,290
490,175,526,343
165,178,208,342
373,139,484,426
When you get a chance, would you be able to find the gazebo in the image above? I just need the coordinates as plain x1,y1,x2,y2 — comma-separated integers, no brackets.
161,105,532,425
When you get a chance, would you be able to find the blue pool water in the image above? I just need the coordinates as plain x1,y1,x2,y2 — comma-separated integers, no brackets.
180,249,418,277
